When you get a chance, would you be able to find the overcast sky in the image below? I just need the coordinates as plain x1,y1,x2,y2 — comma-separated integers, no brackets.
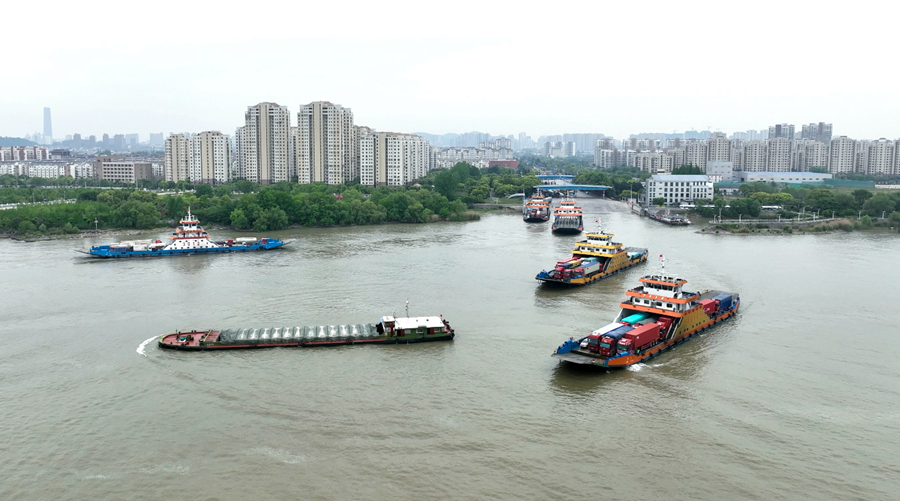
5,0,899,141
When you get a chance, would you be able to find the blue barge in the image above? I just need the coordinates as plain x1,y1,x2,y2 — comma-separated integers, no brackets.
82,208,289,258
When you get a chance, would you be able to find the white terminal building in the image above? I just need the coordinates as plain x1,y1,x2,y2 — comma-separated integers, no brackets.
643,175,714,205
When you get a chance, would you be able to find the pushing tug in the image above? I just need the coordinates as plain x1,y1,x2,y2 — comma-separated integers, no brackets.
551,199,584,234
536,220,648,285
158,315,454,350
523,196,551,222
83,207,288,258
553,257,740,368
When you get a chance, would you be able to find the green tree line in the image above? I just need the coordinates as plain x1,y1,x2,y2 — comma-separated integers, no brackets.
0,179,481,235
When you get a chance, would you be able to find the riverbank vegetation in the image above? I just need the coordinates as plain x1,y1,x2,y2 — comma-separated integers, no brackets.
0,177,487,236
1,161,557,236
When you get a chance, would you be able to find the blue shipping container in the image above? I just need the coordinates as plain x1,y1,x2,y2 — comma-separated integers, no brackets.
713,293,733,311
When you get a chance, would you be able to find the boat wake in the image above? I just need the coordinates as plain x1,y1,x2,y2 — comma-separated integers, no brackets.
136,336,156,357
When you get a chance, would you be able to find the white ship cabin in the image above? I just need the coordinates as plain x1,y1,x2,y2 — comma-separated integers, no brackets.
379,316,449,336
574,231,623,257
625,274,700,314
166,208,218,249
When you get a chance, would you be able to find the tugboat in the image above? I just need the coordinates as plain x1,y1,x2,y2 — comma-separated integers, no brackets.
552,256,740,368
551,199,584,234
523,196,551,222
83,207,288,258
158,314,455,350
536,220,648,285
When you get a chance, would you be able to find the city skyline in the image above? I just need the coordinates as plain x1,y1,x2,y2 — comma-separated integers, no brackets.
5,1,900,142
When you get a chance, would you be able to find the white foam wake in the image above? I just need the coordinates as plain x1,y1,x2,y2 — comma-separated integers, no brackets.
136,336,156,356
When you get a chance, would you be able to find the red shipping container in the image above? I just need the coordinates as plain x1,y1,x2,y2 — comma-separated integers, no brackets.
622,323,660,350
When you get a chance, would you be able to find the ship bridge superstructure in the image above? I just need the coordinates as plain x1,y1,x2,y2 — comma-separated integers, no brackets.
573,223,623,258
621,273,700,317
167,207,218,250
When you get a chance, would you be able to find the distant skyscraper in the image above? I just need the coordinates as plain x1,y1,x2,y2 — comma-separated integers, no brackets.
800,122,833,143
767,123,795,140
149,133,164,148
43,107,52,144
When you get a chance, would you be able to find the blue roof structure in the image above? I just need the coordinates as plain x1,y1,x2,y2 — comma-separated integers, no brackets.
534,184,610,191
537,175,576,180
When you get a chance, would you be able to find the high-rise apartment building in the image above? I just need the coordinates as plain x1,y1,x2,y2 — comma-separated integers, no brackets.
634,152,672,173
854,140,871,173
866,139,895,175
164,134,191,182
684,141,708,171
766,137,792,172
768,123,795,140
359,132,432,186
43,107,52,144
800,122,833,143
192,131,232,184
792,140,829,171
166,132,233,184
593,148,618,168
829,136,856,173
707,133,731,162
239,102,291,184
742,141,767,172
296,101,355,185
233,127,245,179
149,133,164,148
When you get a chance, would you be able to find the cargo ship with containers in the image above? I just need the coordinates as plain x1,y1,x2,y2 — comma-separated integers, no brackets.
551,199,584,234
158,314,454,350
523,196,551,222
552,261,740,368
82,207,288,258
536,221,648,285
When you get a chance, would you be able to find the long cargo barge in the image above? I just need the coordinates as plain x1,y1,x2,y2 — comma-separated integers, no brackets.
81,207,288,258
158,315,454,351
553,264,739,368
536,220,648,286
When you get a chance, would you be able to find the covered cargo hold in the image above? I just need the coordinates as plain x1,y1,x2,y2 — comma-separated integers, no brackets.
712,293,733,311
621,312,650,325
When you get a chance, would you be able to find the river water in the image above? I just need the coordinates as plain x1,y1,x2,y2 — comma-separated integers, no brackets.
1,198,898,500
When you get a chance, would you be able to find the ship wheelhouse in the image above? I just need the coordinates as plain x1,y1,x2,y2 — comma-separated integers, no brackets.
572,231,623,258
621,274,700,317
